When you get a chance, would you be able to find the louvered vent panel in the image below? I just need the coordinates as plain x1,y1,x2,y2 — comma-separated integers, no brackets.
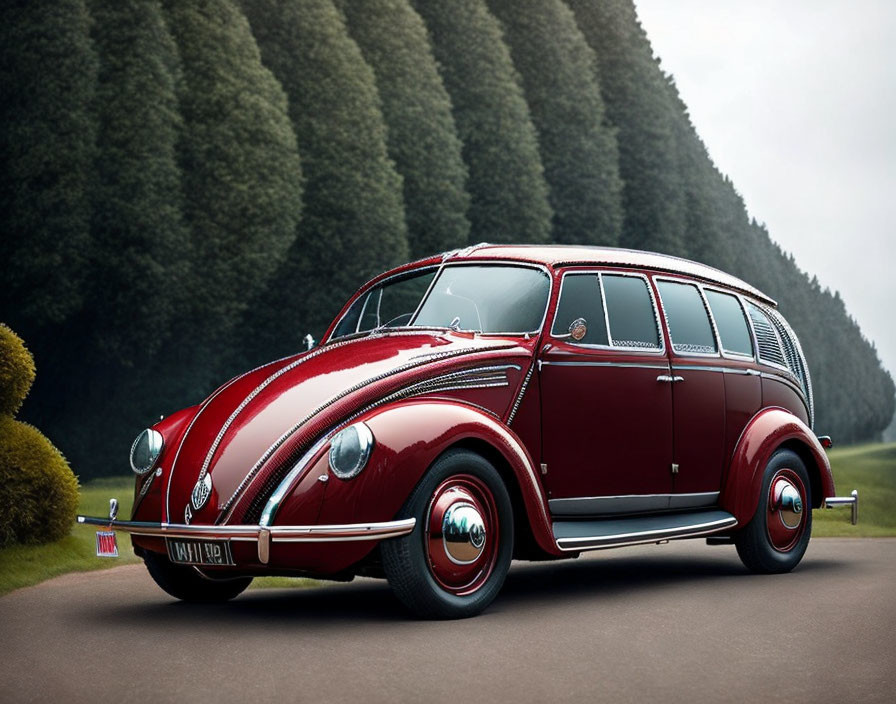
767,308,815,428
747,303,786,367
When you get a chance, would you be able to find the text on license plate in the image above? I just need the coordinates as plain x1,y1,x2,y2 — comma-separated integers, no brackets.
166,539,234,566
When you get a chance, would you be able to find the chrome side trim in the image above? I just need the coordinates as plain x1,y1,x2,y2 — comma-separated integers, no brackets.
507,362,535,425
78,515,416,549
218,347,516,518
540,361,669,371
549,492,720,516
554,515,737,552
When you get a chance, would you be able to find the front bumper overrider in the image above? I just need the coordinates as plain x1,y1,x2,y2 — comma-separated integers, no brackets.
77,514,416,564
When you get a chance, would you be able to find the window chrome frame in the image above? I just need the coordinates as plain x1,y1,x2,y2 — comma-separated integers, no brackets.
327,261,554,343
548,269,666,355
699,284,757,362
652,275,721,359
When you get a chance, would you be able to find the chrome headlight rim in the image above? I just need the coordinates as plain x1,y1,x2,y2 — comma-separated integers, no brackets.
328,422,374,480
130,428,164,476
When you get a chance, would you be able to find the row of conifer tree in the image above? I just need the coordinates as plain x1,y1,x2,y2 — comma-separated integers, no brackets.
2,0,892,477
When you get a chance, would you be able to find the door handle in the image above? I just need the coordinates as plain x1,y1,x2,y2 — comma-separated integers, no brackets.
657,375,684,383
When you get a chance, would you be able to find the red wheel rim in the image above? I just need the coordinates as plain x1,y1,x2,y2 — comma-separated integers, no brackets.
425,474,499,596
766,468,808,552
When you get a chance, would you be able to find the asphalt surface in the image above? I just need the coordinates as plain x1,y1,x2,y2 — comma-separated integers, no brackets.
2,538,894,703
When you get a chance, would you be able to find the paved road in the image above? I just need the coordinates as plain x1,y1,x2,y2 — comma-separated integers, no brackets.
2,538,894,703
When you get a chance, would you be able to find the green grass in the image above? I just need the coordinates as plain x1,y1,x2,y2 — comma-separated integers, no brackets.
812,442,896,537
2,443,893,595
0,477,140,596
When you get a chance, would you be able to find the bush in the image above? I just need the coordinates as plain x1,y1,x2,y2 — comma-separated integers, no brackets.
0,416,79,547
0,323,36,416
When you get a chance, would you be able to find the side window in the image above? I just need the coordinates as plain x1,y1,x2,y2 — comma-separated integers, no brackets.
746,302,787,367
705,290,753,357
656,280,718,355
551,274,608,345
602,274,661,349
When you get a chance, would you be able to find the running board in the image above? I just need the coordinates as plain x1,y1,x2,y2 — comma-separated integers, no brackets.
553,510,738,552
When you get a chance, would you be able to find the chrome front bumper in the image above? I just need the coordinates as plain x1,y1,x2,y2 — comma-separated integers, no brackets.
77,515,416,564
823,489,859,525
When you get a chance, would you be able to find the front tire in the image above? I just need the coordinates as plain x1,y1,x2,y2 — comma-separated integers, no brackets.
735,449,812,574
144,552,252,602
382,449,513,619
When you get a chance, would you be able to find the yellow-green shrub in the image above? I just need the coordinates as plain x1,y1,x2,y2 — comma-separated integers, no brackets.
0,324,36,416
0,416,79,547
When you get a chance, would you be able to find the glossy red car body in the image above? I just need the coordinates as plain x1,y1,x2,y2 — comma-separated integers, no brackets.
84,245,844,615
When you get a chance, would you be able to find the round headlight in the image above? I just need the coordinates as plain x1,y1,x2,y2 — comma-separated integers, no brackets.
328,422,374,480
130,428,163,475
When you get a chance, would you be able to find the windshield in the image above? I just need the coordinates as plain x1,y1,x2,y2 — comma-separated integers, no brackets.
330,264,550,339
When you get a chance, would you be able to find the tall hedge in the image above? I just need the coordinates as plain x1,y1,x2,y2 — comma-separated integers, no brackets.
412,0,553,244
488,0,623,246
240,0,409,358
0,0,97,330
339,0,470,258
567,0,686,254
87,0,190,366
160,0,304,381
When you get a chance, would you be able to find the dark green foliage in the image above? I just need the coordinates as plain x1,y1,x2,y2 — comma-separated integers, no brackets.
412,0,553,244
160,0,304,375
86,0,190,367
339,0,470,258
566,0,686,254
488,0,623,246
239,0,408,359
0,325,35,417
0,0,97,330
0,417,80,547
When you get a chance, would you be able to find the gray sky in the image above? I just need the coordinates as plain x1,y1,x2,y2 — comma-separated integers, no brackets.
634,0,896,380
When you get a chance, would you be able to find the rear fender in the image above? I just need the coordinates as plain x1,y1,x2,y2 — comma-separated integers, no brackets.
314,399,560,557
721,407,835,525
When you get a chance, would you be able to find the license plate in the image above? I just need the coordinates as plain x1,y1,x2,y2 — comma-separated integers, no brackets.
95,531,119,558
166,539,234,566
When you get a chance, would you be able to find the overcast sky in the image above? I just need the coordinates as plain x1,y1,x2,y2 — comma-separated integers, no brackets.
633,0,896,381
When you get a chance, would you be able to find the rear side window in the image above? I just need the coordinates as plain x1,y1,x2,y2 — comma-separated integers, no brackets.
656,280,717,355
705,290,753,357
602,275,661,349
551,274,608,345
746,302,787,367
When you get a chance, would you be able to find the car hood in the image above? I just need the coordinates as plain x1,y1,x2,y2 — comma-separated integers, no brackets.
164,332,529,524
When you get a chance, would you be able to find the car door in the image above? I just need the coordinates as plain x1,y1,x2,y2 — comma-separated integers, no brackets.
540,270,674,516
654,278,728,505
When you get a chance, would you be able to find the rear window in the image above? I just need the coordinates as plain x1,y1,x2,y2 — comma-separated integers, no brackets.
656,280,717,355
602,275,661,349
705,290,753,357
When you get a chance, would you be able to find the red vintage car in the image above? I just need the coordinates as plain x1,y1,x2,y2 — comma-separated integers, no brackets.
80,245,857,618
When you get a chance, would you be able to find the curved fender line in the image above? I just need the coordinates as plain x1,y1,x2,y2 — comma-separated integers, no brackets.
721,406,833,525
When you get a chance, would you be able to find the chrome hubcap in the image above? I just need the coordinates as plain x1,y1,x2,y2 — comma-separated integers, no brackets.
773,479,803,528
766,469,807,552
442,502,487,564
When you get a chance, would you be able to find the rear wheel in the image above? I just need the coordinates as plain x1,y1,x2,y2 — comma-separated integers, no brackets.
735,449,812,574
144,552,252,602
382,449,513,619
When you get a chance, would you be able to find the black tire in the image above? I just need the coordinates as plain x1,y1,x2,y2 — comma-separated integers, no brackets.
381,449,513,619
735,449,812,574
144,552,252,602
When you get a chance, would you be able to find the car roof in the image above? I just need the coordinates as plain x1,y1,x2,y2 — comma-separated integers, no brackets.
444,243,776,306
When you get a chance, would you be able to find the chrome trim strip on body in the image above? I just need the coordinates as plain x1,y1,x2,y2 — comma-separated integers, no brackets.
554,515,738,552
506,362,536,425
77,515,417,545
217,348,517,519
540,361,669,371
549,492,720,516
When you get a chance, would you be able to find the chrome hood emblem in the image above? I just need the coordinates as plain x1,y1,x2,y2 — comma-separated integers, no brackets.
191,473,212,510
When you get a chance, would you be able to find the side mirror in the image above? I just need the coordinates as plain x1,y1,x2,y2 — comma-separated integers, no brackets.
555,317,588,341
303,333,316,351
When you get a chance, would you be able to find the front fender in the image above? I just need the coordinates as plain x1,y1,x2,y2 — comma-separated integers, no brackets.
720,407,835,525
313,399,559,557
